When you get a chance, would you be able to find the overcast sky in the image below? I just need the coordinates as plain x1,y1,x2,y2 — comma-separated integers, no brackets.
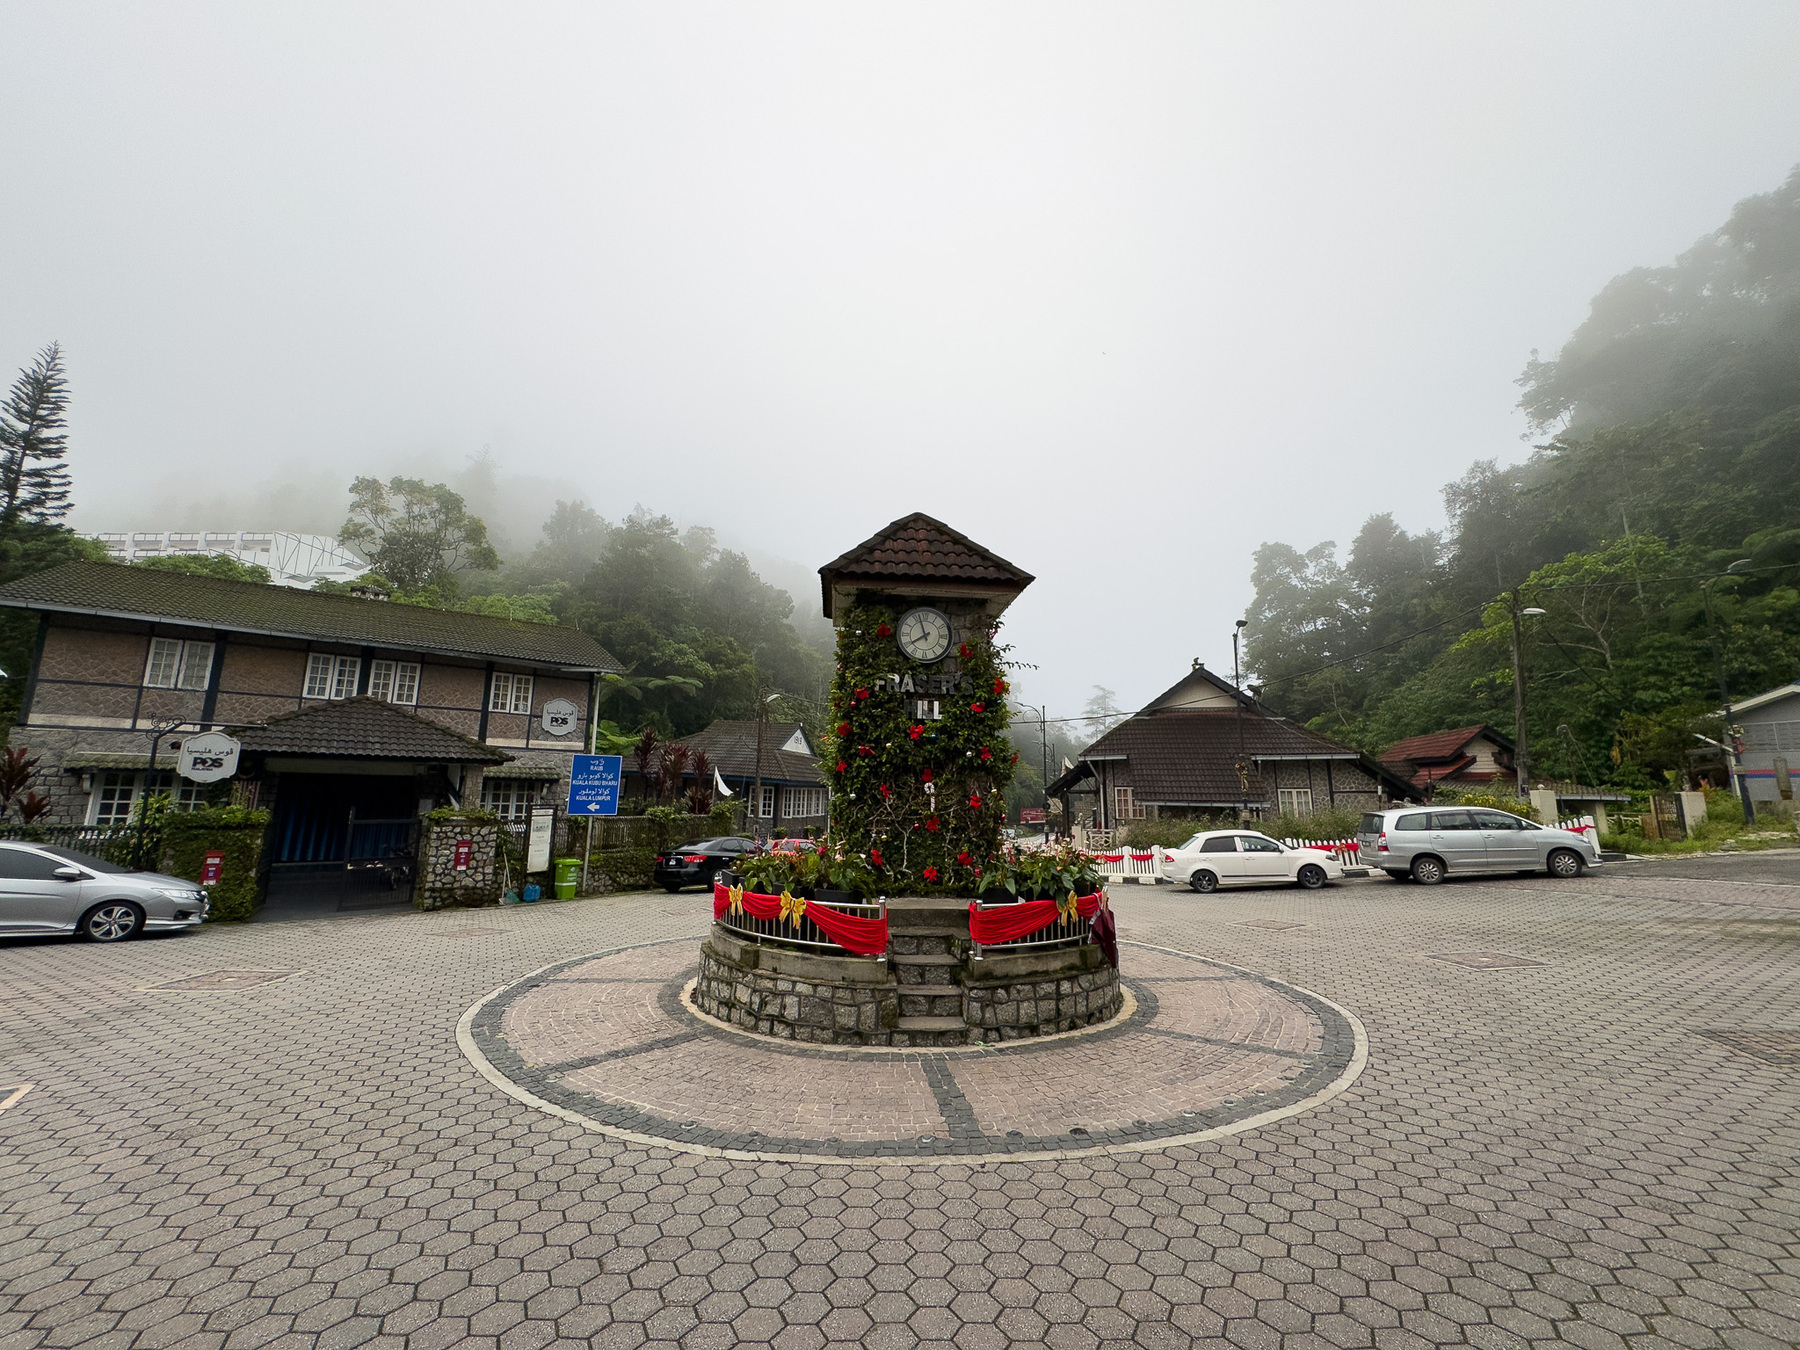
6,3,1799,721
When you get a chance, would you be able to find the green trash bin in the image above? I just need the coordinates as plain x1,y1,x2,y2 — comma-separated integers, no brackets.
554,857,581,900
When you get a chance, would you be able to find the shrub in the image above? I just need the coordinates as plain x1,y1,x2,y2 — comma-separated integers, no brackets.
1121,818,1220,848
1262,806,1365,842
160,806,272,922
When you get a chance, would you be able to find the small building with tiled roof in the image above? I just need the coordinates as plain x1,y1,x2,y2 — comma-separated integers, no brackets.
1047,662,1415,828
1379,725,1515,794
0,560,623,898
674,720,829,831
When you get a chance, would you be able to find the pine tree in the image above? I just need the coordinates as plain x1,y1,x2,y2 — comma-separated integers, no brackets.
0,344,73,536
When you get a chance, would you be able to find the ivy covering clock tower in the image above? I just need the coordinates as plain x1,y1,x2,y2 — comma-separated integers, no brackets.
817,514,1035,895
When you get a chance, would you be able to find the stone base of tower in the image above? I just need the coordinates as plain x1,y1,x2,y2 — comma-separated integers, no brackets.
695,896,1122,1047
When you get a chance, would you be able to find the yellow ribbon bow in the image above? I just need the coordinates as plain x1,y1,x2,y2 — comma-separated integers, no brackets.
1058,890,1080,923
778,889,807,927
727,884,745,916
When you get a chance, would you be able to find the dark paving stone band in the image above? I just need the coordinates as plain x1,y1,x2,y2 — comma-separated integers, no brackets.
460,938,1367,1163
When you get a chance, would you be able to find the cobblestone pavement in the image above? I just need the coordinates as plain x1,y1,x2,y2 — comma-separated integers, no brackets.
2,863,1797,1350
478,942,1351,1159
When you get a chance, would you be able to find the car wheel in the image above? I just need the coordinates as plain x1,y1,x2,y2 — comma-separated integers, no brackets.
80,902,143,943
1189,869,1219,894
1547,848,1583,879
1296,864,1327,890
1410,855,1446,886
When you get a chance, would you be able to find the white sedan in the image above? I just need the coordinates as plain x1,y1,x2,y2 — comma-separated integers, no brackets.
1159,830,1347,892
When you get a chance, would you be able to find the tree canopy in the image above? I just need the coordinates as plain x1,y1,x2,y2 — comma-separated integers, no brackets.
339,476,500,592
1246,164,1800,789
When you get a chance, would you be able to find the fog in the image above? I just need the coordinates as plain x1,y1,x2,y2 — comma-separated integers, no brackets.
5,3,1799,721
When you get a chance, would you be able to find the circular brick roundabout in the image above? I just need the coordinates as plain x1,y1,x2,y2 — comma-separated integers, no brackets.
459,938,1366,1164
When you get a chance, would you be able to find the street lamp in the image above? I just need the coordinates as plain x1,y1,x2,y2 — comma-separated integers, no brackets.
1016,701,1051,840
1233,619,1249,820
1510,592,1546,795
1704,560,1755,823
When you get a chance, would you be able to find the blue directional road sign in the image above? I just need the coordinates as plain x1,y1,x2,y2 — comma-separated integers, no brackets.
567,754,623,816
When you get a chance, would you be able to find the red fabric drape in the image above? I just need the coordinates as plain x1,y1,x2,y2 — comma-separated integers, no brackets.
711,882,890,958
967,893,1102,945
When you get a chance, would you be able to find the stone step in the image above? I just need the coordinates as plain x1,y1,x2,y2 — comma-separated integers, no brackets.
896,1015,967,1032
902,984,961,997
889,953,960,965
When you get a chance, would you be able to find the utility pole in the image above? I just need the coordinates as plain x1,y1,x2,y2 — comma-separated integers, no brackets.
1704,564,1756,824
749,684,781,843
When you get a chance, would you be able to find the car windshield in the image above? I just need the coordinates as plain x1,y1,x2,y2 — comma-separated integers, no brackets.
1179,833,1206,850
38,844,131,874
690,839,735,851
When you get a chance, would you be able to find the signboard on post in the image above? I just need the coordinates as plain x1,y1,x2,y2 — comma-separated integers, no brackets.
540,698,579,737
200,850,224,885
567,755,623,817
526,807,554,874
177,732,241,783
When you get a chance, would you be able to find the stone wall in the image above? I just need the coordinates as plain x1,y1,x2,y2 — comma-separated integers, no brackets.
414,815,502,910
964,955,1122,1039
697,929,899,1044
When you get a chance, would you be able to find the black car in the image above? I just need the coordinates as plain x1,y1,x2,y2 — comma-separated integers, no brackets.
653,837,757,892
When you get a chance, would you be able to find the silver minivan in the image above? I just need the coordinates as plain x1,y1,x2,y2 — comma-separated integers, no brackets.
1357,807,1601,884
0,842,209,941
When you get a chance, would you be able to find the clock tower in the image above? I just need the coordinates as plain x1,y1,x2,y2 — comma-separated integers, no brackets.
818,514,1035,891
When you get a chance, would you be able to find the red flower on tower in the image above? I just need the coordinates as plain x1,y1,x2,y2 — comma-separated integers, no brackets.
958,642,973,658
956,850,973,866
857,745,874,757
922,866,939,882
876,623,892,637
837,721,850,736
992,678,1007,695
909,724,924,740
979,747,992,761
835,760,847,773
879,784,893,800
854,687,870,701
969,793,983,811
921,769,933,783
924,816,940,833
970,702,985,714
870,848,884,867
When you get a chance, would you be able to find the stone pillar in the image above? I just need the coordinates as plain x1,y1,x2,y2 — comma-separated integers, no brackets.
414,815,502,910
1529,788,1559,826
1678,790,1708,837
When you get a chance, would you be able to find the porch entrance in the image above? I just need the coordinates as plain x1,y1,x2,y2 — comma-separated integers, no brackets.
263,772,424,918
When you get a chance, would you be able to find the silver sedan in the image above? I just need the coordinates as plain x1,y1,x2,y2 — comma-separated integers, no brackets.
0,842,209,941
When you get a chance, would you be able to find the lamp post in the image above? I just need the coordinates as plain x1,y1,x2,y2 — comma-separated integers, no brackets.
1233,619,1249,820
750,687,781,843
133,718,188,870
1704,560,1755,824
1017,701,1051,841
1509,592,1546,796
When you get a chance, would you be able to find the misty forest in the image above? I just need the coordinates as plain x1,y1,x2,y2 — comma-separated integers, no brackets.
5,168,1800,805
1246,165,1800,789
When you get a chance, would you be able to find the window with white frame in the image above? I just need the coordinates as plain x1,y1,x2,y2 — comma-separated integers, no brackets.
143,638,215,690
367,660,421,706
1113,787,1146,820
304,653,361,700
783,786,827,818
755,785,776,819
1278,788,1314,817
480,778,534,823
89,771,207,826
488,672,534,714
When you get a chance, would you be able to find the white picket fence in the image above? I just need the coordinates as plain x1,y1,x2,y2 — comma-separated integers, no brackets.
1555,814,1598,836
1091,847,1167,884
1279,837,1364,863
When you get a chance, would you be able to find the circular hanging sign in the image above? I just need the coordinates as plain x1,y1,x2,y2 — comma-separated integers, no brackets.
540,697,580,737
177,731,241,783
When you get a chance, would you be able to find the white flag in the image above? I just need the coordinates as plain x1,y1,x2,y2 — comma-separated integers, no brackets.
713,766,734,798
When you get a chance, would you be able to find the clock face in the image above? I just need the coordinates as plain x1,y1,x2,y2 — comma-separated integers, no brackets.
896,607,953,664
